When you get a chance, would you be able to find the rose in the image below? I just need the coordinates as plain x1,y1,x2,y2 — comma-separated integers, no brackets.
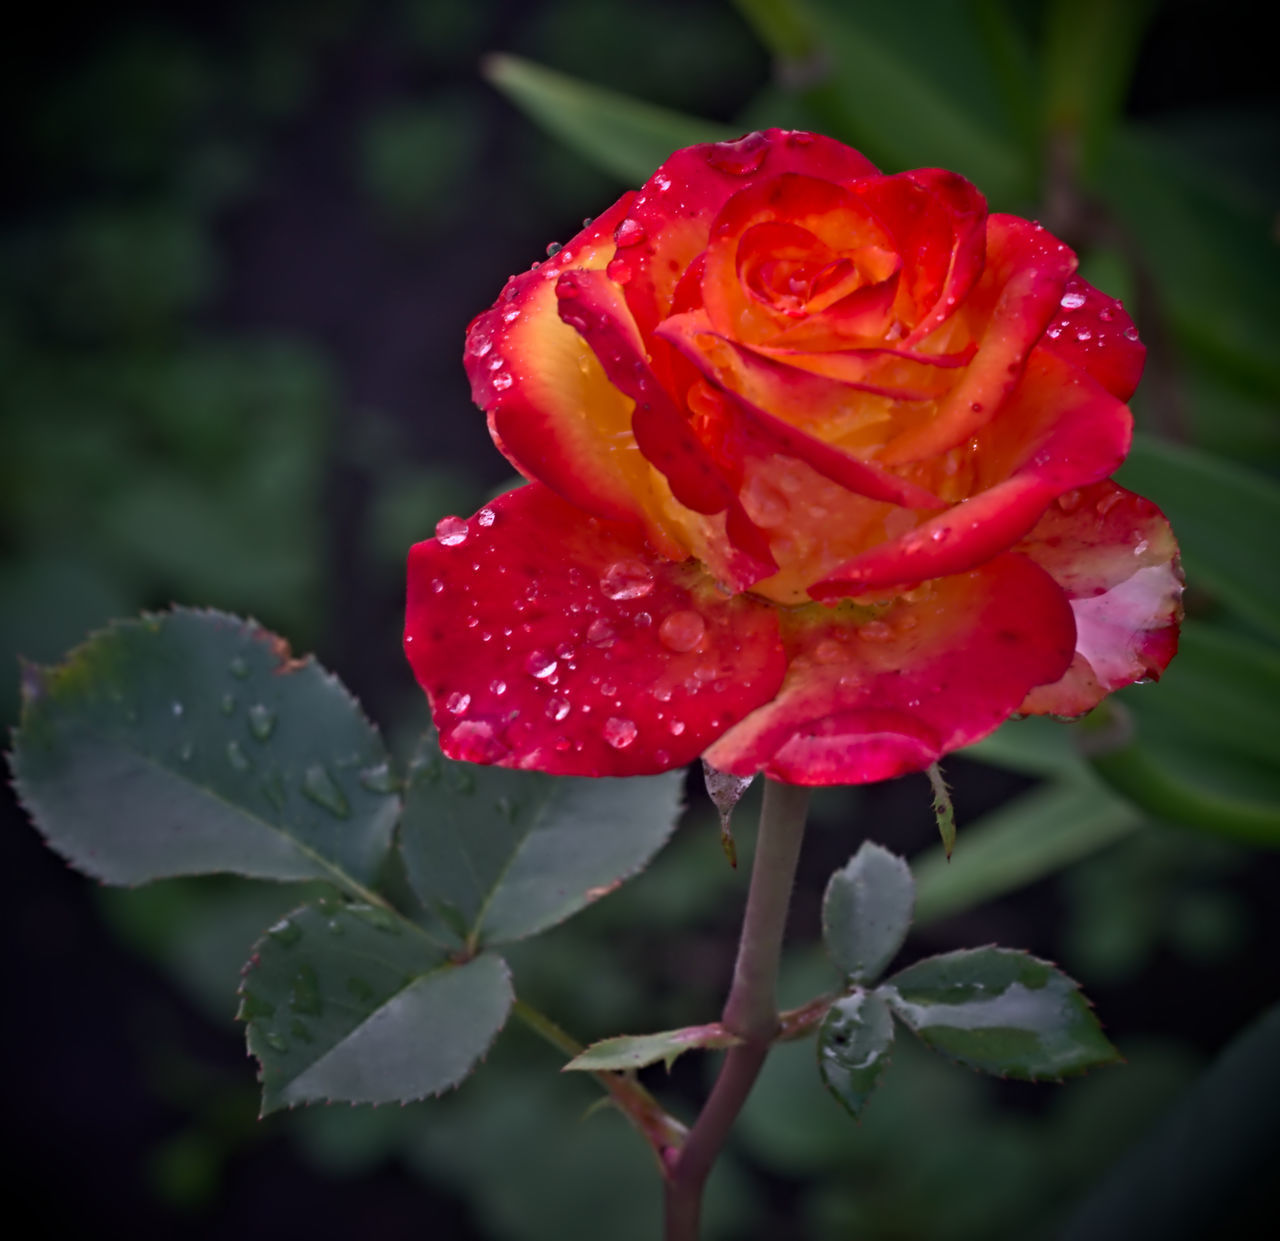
405,130,1181,784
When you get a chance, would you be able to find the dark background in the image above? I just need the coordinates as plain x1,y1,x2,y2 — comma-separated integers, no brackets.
4,1,1278,1238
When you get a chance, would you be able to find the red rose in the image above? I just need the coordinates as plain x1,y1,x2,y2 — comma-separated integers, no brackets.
405,130,1181,784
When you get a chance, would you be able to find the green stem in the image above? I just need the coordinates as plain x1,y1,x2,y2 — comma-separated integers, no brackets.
663,779,811,1240
513,998,688,1166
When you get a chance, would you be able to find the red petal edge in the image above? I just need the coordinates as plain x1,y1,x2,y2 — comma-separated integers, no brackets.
1018,481,1182,716
405,483,787,776
705,553,1076,784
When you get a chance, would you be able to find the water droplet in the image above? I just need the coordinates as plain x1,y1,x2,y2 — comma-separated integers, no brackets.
1133,538,1150,556
604,717,638,749
606,255,632,284
586,617,617,648
326,917,345,935
247,703,276,741
263,1032,289,1053
742,475,789,527
600,559,655,600
449,718,509,764
289,964,323,1016
490,678,508,696
430,577,445,594
668,718,686,736
219,692,237,716
1057,489,1082,512
302,764,351,818
446,691,471,714
476,507,496,528
492,371,513,391
1124,325,1140,342
614,217,647,247
229,656,250,679
261,771,287,811
859,620,893,643
178,741,194,762
468,333,492,358
653,173,672,191
227,740,251,772
658,610,706,653
706,131,768,175
267,917,303,948
546,697,571,721
435,515,469,546
1060,288,1086,310
526,650,558,679
814,638,844,664
359,762,397,794
171,700,184,718
1075,326,1093,342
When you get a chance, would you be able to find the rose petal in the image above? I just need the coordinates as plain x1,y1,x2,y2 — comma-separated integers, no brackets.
812,348,1132,597
464,192,672,544
853,167,988,341
555,267,777,583
618,131,881,342
404,483,787,776
704,553,1076,784
1041,275,1145,401
880,215,1077,465
700,174,895,346
1018,482,1182,716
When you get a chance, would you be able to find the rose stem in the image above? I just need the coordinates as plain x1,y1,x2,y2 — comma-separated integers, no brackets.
663,778,811,1241
512,998,688,1166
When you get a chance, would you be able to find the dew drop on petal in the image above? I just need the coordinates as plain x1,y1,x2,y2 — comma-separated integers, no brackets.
490,679,507,696
586,617,617,648
545,697,571,722
445,691,471,714
1124,325,1140,342
668,718,686,736
1075,327,1093,342
477,507,496,528
658,610,706,653
526,651,558,679
430,577,445,594
435,515,469,546
604,717,638,749
600,559,655,600
606,256,632,284
614,217,647,247
706,132,768,175
1060,288,1087,310
492,372,513,391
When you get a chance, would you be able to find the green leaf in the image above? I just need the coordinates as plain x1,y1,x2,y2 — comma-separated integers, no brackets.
926,762,956,857
793,0,1028,202
9,610,398,891
1057,1001,1280,1241
564,1023,742,1074
1041,0,1157,171
399,739,683,947
817,989,894,1120
1118,434,1280,643
821,841,914,983
912,779,1142,926
240,900,512,1112
961,712,1087,778
1082,622,1280,846
881,947,1120,1079
482,54,734,186
1099,125,1280,399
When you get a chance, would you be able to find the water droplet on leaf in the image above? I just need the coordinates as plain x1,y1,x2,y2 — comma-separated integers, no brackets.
247,703,276,741
301,764,350,818
226,741,251,772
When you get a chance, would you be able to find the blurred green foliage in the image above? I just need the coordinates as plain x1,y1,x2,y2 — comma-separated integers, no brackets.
6,0,1279,1238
